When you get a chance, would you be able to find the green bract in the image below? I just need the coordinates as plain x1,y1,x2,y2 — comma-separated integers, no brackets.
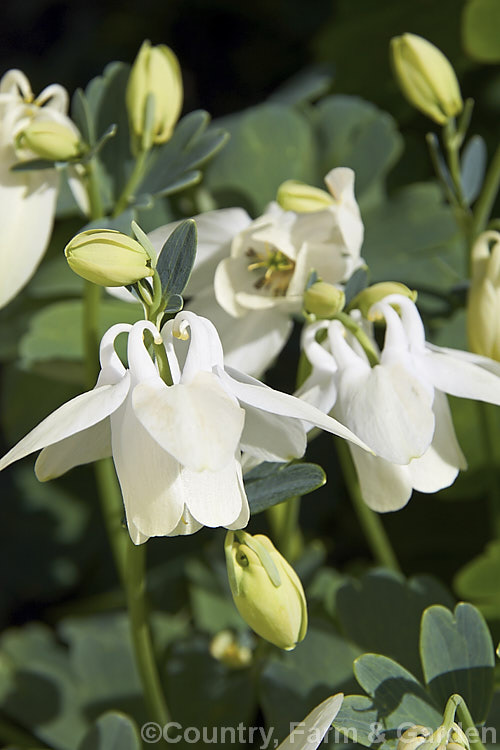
65,229,154,287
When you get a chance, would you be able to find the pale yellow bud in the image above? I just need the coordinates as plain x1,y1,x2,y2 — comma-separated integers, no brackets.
224,531,307,650
65,229,154,286
398,726,431,750
467,231,500,361
209,630,253,669
449,724,470,750
277,180,334,213
390,34,463,124
126,40,183,148
16,118,82,161
304,281,345,318
348,282,417,320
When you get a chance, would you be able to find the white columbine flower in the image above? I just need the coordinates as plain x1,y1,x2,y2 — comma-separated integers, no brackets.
0,311,368,544
110,168,364,377
0,69,81,308
276,693,343,750
300,293,500,511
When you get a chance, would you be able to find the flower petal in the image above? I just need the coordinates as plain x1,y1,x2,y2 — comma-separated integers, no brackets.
182,457,249,528
0,374,130,472
35,419,112,480
111,398,185,543
132,371,245,472
349,444,413,512
421,348,500,405
240,404,307,462
165,507,203,537
277,693,344,750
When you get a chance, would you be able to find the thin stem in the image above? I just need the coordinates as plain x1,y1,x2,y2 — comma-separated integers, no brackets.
84,157,104,219
334,311,380,366
94,458,129,585
83,280,101,389
0,712,52,749
113,148,150,217
454,694,487,750
476,401,500,538
266,497,304,562
336,438,401,573
125,542,171,726
472,142,500,238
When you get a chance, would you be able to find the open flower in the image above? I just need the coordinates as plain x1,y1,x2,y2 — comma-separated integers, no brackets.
0,312,368,543
0,69,81,307
300,294,500,511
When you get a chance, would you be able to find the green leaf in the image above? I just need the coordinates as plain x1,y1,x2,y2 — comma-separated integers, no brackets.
71,88,95,146
332,695,382,748
269,64,335,106
10,158,58,171
244,462,326,514
311,95,403,198
463,0,500,62
156,219,197,302
420,603,495,721
78,713,141,750
336,570,454,681
454,542,500,612
204,103,317,214
137,110,228,199
186,557,244,634
461,135,487,204
354,654,442,730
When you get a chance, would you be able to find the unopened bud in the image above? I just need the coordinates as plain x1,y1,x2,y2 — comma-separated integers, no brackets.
390,33,463,124
209,630,253,669
277,180,334,213
16,118,83,161
65,229,154,286
467,231,500,361
304,281,345,318
398,726,431,750
224,531,307,650
126,40,183,148
348,282,417,320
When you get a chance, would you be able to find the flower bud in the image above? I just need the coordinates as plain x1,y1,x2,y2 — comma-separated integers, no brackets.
348,282,417,320
398,726,431,750
16,118,83,161
65,229,154,287
277,180,334,213
467,231,500,361
126,40,183,148
224,531,307,650
304,281,345,318
209,630,253,669
390,33,463,124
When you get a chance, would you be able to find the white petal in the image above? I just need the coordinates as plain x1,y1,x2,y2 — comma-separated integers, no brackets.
219,367,371,452
132,371,245,472
0,375,130,472
214,257,257,317
173,311,225,381
349,443,413,512
408,391,466,492
182,457,249,528
35,419,111,480
288,241,352,297
0,146,58,308
111,398,185,542
165,507,203,537
189,287,292,377
335,361,435,463
277,693,344,750
240,404,307,462
421,349,500,405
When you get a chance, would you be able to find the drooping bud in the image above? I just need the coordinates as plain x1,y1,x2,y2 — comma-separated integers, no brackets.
126,40,183,149
398,725,432,750
467,231,500,361
390,33,463,124
277,180,334,213
209,630,253,669
16,118,83,161
224,531,307,650
304,281,345,318
65,229,154,287
348,282,417,320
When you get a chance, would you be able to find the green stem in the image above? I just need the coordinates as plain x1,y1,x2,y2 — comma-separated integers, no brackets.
266,497,304,562
85,157,104,219
454,694,487,750
476,401,500,538
472,141,500,238
125,542,170,726
0,712,52,748
334,311,379,366
83,280,101,390
336,439,401,573
94,458,129,585
113,148,150,217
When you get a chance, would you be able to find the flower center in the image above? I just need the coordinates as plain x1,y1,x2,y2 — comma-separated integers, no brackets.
246,245,295,296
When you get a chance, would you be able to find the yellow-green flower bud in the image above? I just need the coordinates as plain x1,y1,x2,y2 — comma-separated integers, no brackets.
390,33,463,124
467,231,500,361
224,531,307,650
348,282,417,320
209,630,253,669
277,180,334,213
304,281,345,318
397,726,431,750
16,118,82,161
448,724,470,750
65,229,154,287
126,40,183,148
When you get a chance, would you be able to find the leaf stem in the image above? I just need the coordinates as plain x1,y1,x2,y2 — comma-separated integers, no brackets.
84,157,104,219
83,280,101,389
472,141,500,238
334,311,380,366
336,439,401,573
113,148,150,217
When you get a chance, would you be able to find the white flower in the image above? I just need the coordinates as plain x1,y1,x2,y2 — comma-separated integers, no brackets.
110,168,364,377
0,311,368,543
277,693,343,750
300,294,500,511
0,69,81,308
